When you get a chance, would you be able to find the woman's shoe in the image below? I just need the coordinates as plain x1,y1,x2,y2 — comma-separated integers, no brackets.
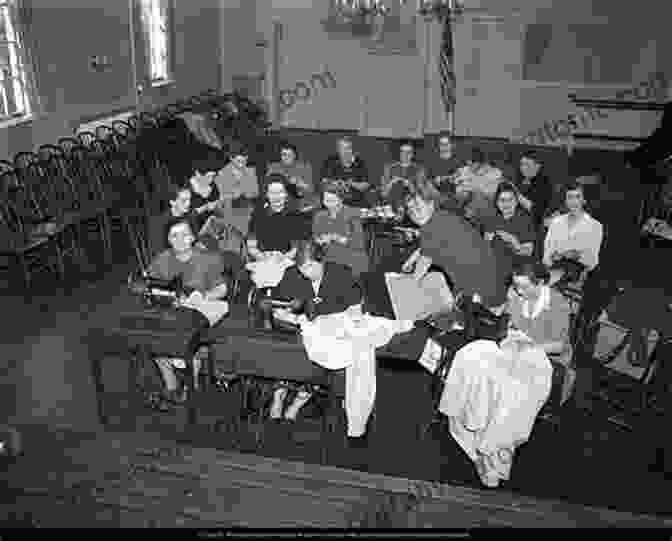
269,388,288,419
284,391,313,421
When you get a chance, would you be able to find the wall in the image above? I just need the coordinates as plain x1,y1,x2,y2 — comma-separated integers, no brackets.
257,0,430,138
0,0,222,160
255,0,669,145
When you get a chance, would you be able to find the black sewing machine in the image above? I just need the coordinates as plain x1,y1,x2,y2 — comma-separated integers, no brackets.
128,271,191,308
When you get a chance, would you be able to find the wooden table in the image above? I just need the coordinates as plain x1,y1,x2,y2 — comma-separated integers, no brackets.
89,294,210,428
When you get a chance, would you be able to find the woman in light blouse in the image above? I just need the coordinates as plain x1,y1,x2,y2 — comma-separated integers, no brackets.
212,146,259,235
543,181,603,285
312,181,369,276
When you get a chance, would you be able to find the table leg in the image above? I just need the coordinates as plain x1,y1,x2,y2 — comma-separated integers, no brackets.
91,352,107,427
185,355,197,428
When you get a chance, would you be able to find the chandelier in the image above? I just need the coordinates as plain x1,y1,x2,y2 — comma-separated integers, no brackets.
417,0,463,20
334,0,389,18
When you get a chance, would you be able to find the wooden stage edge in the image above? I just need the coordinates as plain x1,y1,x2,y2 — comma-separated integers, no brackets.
2,423,671,528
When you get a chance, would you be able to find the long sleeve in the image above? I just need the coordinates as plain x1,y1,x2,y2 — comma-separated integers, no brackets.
242,168,259,198
346,213,366,251
581,220,603,270
380,163,394,196
542,222,557,267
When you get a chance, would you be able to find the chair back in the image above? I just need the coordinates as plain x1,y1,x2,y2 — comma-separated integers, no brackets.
57,137,81,156
77,131,97,148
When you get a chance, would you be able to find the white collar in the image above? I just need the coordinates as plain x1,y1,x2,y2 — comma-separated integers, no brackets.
522,285,551,319
312,275,323,296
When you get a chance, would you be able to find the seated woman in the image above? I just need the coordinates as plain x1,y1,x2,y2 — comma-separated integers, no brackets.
188,170,221,233
266,141,317,211
452,147,504,229
380,140,429,211
146,218,230,407
515,151,554,231
543,181,603,286
404,183,509,309
320,136,377,208
312,181,369,277
148,185,200,262
213,145,260,235
247,177,312,261
482,181,537,278
259,240,363,421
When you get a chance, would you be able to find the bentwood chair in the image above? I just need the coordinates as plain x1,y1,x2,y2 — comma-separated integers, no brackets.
0,196,63,297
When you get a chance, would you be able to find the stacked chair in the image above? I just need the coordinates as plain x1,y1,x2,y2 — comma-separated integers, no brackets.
0,88,271,299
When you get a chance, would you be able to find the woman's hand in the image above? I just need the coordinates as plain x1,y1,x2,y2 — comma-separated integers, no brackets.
274,308,297,325
413,255,432,281
484,231,495,242
518,195,532,211
333,234,348,245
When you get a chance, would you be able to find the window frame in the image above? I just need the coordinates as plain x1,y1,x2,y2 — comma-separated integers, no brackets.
138,0,175,88
0,0,34,126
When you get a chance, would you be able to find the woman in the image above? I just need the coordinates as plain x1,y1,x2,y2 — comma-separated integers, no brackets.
266,142,317,211
483,182,537,277
246,177,311,261
213,146,259,236
543,181,604,286
189,170,221,233
380,140,428,211
404,183,509,309
148,184,199,261
147,218,230,408
312,181,369,276
262,240,363,421
515,151,554,230
320,136,375,208
452,147,503,229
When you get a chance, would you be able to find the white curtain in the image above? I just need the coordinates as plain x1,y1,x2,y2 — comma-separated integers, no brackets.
7,0,43,115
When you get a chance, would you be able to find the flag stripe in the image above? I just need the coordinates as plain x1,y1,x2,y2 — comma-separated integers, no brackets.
439,16,456,116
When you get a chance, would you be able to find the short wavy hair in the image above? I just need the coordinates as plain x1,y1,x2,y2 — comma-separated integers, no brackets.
294,239,326,267
321,179,348,200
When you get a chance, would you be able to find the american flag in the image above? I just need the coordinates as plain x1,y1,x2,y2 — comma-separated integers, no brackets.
438,13,456,117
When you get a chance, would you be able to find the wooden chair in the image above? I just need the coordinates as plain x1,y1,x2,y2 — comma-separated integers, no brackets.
77,131,97,148
66,145,114,263
0,159,14,174
57,137,81,156
0,197,64,298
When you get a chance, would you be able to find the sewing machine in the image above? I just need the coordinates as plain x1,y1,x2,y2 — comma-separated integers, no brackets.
127,271,191,308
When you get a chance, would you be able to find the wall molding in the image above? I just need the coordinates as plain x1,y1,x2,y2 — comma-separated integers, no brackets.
571,98,666,112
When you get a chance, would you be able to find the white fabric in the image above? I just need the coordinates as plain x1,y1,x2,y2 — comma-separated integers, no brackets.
300,312,413,437
543,212,603,270
521,285,551,319
246,258,294,288
180,290,229,327
438,337,552,487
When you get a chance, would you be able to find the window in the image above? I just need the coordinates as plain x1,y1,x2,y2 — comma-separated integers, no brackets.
139,0,173,86
0,1,34,122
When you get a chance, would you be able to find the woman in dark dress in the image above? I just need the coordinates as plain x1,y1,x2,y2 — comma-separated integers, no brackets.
482,181,537,278
188,170,221,233
515,151,555,230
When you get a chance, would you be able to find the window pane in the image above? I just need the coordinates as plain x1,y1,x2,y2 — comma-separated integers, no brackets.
0,6,9,42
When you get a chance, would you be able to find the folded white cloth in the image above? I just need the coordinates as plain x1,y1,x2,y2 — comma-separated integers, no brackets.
439,338,552,486
180,290,229,326
300,312,412,437
246,258,294,288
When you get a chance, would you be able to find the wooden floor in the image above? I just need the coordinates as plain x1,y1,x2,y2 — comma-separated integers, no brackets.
2,424,671,528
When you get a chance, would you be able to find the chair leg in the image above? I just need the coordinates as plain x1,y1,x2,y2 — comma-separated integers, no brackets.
17,255,33,302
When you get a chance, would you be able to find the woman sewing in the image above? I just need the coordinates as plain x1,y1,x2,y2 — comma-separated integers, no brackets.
260,240,363,421
312,181,369,276
482,181,537,277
